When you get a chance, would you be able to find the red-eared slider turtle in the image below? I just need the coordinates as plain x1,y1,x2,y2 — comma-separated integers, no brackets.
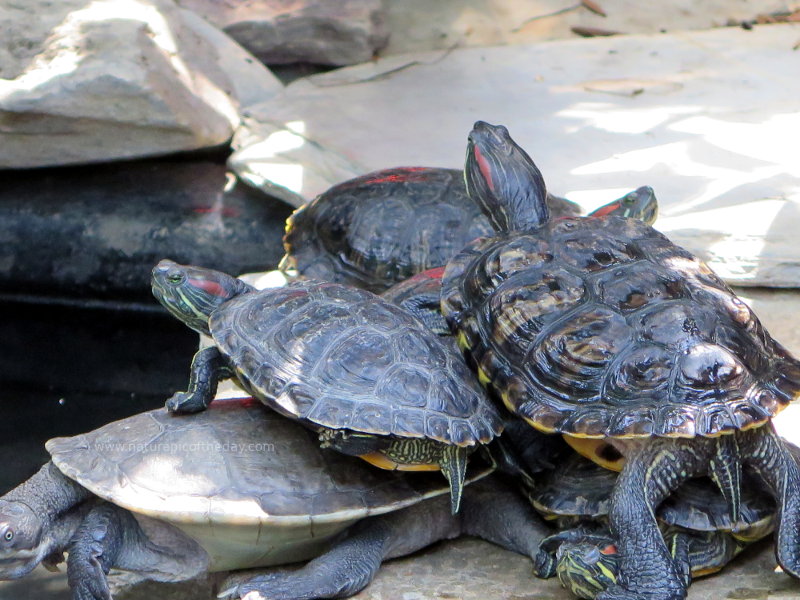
381,189,659,338
440,121,800,599
528,452,777,599
151,261,502,513
0,399,549,600
281,166,656,293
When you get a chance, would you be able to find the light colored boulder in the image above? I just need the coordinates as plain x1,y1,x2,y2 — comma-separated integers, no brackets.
177,0,389,66
0,0,283,168
230,24,800,286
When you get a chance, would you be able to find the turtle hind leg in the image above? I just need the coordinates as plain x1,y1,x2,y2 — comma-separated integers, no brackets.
738,423,800,578
440,445,468,514
222,496,461,600
166,346,233,414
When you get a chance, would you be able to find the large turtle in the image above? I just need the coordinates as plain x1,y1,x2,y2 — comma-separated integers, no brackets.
281,165,656,293
528,452,777,599
439,121,800,599
151,262,502,513
0,398,549,600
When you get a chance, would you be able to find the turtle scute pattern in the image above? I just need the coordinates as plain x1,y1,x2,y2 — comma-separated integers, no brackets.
441,216,800,439
283,168,493,293
210,281,501,446
46,400,459,523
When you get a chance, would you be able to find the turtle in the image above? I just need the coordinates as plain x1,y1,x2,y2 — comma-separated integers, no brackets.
439,121,800,599
151,260,503,513
380,187,659,338
527,452,777,599
0,398,551,600
281,165,657,293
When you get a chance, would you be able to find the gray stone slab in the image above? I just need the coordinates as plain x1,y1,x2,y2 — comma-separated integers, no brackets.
231,24,800,287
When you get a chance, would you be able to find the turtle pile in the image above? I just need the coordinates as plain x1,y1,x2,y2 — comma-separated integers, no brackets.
2,121,799,600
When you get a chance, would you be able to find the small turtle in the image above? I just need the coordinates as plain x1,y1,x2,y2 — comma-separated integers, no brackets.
528,452,776,599
152,261,502,513
281,166,656,293
440,121,800,599
380,188,659,338
0,399,550,600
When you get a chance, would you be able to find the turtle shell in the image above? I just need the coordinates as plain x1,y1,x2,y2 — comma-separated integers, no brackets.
46,399,472,527
281,167,581,293
441,215,800,438
531,453,774,535
211,280,501,446
381,267,450,336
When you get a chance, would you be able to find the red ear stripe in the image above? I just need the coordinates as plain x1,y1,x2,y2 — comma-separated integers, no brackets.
600,544,618,555
589,201,620,218
422,266,446,280
189,277,228,298
473,145,495,193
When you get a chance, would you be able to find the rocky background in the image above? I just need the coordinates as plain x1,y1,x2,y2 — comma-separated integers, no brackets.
2,1,800,599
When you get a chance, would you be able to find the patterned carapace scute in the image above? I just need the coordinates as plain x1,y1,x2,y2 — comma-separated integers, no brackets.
281,167,580,293
441,216,800,439
210,281,502,446
47,400,464,523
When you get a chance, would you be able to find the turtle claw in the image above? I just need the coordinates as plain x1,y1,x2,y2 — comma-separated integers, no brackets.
597,585,683,600
165,391,206,414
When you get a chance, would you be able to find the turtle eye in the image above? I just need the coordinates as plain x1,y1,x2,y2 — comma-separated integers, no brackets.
4,530,13,542
167,272,185,285
623,194,636,205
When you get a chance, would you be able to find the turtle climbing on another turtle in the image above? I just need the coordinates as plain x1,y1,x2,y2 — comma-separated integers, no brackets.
439,121,800,600
528,452,778,599
281,165,657,293
0,399,551,600
152,261,502,513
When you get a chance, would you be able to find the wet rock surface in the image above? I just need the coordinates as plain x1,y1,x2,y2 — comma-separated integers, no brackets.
0,158,292,302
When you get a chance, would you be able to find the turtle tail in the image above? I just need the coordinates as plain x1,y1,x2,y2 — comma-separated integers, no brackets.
441,445,469,514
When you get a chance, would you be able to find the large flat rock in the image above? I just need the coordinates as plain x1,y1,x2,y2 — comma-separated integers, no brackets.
231,24,800,287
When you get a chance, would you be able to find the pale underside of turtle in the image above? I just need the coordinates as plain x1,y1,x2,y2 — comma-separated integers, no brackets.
282,167,581,293
441,215,800,439
210,280,501,446
47,399,473,574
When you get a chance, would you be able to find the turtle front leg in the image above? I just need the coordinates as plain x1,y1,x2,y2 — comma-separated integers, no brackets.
738,423,800,578
166,346,234,414
67,503,128,600
598,438,714,600
222,494,462,600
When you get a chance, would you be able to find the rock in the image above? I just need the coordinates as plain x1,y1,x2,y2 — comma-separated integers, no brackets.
0,0,283,169
229,24,800,287
383,0,800,55
177,0,389,66
0,159,293,301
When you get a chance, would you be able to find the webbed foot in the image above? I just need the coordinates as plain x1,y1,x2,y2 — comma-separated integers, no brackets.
68,552,112,600
220,566,374,600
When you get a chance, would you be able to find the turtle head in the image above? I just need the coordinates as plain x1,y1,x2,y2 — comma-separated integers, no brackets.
555,539,619,599
465,121,549,233
589,186,658,225
151,260,252,336
0,500,45,579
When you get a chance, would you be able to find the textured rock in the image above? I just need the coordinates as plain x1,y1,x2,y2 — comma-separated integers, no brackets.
384,0,800,55
0,159,292,301
230,24,800,286
178,0,389,66
0,0,283,168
